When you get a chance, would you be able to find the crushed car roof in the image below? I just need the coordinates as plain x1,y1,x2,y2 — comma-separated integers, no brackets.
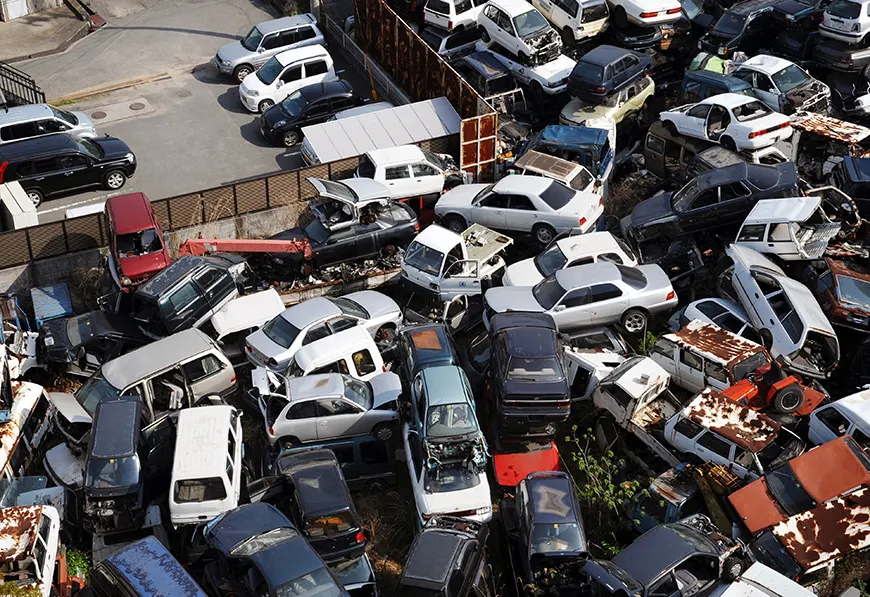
650,464,699,506
743,197,821,225
790,111,870,146
738,54,795,74
288,374,347,402
664,319,765,369
612,523,715,585
107,536,208,597
0,505,41,562
682,389,780,453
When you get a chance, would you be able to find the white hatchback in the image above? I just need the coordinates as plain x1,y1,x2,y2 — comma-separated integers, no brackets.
239,44,337,113
821,0,870,44
424,0,484,31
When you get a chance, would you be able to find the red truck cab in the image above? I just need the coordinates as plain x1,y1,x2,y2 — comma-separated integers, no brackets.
106,193,170,290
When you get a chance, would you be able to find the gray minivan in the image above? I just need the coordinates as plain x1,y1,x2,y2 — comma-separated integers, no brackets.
0,104,97,145
214,13,325,83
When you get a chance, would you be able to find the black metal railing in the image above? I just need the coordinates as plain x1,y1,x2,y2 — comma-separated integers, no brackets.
0,61,46,107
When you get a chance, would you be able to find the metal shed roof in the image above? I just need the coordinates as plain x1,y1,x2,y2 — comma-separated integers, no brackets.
302,98,461,164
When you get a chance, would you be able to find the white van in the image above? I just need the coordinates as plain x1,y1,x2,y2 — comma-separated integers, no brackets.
531,0,609,43
287,325,385,381
169,405,243,528
239,44,337,113
424,0,483,31
0,505,60,597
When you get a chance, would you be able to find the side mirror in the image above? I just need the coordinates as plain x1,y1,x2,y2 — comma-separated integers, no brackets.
257,47,265,53
553,305,566,312
276,80,284,88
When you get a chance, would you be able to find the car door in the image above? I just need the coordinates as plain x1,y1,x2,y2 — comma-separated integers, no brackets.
405,428,427,518
276,64,304,98
194,266,236,312
257,31,286,65
180,354,229,401
57,153,94,190
675,348,705,392
533,0,555,20
352,220,379,259
283,401,319,442
693,430,734,468
411,161,444,196
383,165,416,198
704,104,732,142
751,70,780,111
680,104,711,138
586,283,628,325
23,157,64,196
618,55,639,89
496,8,520,53
440,259,483,301
300,98,334,127
679,187,719,232
471,190,508,228
503,194,539,232
551,286,590,330
302,58,331,88
159,280,211,334
716,181,752,226
315,398,367,439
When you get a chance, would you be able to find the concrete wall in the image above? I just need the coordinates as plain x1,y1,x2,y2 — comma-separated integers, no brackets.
0,0,64,21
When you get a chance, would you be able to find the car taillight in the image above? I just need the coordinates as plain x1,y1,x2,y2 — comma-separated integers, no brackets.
0,161,7,184
640,11,658,17
356,531,365,543
666,7,681,13
579,217,587,227
448,19,453,28
231,374,237,383
382,365,387,372
596,87,605,93
666,290,675,300
269,426,274,435
246,344,253,352
599,197,604,206
749,121,789,138
415,223,421,231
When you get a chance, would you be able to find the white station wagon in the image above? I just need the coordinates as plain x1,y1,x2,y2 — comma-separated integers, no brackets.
660,93,793,151
239,44,337,113
606,0,681,27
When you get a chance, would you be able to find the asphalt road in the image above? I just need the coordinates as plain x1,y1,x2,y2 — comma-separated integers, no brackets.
36,56,372,224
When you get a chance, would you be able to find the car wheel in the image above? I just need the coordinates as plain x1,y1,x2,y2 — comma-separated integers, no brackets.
614,6,629,27
444,174,463,190
279,436,300,449
25,189,43,208
373,423,394,442
722,557,746,582
258,99,274,113
621,308,648,335
104,170,127,190
234,64,253,83
479,26,490,43
375,324,397,344
444,214,467,233
863,61,870,79
720,135,737,151
283,130,300,147
533,223,557,245
773,384,805,414
759,328,773,350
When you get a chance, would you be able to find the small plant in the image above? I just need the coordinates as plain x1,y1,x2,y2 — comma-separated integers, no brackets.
635,331,657,356
0,585,43,596
66,548,90,580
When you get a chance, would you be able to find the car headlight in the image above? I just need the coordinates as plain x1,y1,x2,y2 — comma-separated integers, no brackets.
125,152,135,163
43,336,54,347
248,89,259,97
854,22,861,31
120,276,133,286
274,120,287,128
475,506,491,516
222,59,232,66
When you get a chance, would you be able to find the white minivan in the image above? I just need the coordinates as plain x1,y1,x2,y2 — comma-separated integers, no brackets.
239,44,337,113
531,0,609,44
424,0,484,31
169,405,243,528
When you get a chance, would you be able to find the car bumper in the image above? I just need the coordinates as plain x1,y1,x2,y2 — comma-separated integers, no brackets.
819,24,862,43
629,12,680,25
647,296,680,314
738,129,791,149
240,91,260,113
577,19,608,39
813,51,862,71
214,55,233,74
259,122,283,145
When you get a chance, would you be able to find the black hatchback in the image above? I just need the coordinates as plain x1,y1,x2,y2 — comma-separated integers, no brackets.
260,80,362,147
0,133,136,207
567,45,652,104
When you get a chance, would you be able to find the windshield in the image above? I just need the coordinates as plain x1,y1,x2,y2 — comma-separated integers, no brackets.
540,181,576,210
532,522,585,554
712,12,746,36
732,351,771,381
508,356,563,382
257,56,284,85
304,218,330,244
772,65,811,94
232,527,300,556
174,478,227,503
617,264,646,289
513,8,550,38
671,180,698,213
77,374,122,416
281,91,308,118
572,61,604,82
766,464,817,516
749,532,802,579
424,463,481,492
67,314,95,347
828,0,862,17
79,138,103,159
426,403,478,438
836,275,870,306
262,315,300,349
116,229,162,257
241,25,264,51
50,106,78,125
85,454,140,490
404,241,444,277
570,167,594,191
422,150,445,170
532,275,566,310
681,0,701,19
534,244,568,277
343,376,373,409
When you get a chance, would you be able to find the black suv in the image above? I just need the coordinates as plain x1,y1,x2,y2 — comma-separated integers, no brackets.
0,133,136,207
395,516,494,597
489,312,570,439
567,45,652,104
260,80,362,147
698,0,779,58
622,161,799,248
830,156,870,210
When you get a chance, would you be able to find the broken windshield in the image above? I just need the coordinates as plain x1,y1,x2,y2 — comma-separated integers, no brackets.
404,241,444,277
836,275,870,306
426,403,478,438
513,9,550,38
534,244,568,277
117,229,162,257
772,65,811,94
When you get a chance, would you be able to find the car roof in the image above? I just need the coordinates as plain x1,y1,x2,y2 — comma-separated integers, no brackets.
0,133,81,161
294,326,375,370
487,0,539,15
366,144,425,166
300,80,354,100
492,174,555,196
251,535,328,589
527,473,579,524
403,325,455,367
280,453,351,516
557,231,622,257
257,13,317,34
830,390,870,428
729,0,778,16
0,104,56,127
682,388,780,453
790,111,870,145
275,43,330,66
744,197,821,224
685,69,751,88
555,262,620,288
412,225,461,254
91,397,140,458
459,51,511,78
107,537,208,597
663,319,765,369
282,297,342,327
173,406,236,478
611,356,670,399
402,530,464,589
136,254,244,297
696,146,746,168
579,44,628,66
703,92,759,108
789,436,870,502
420,365,469,405
739,54,794,74
102,328,215,390
106,193,154,234
208,503,295,555
288,373,346,401
491,311,557,335
612,524,709,585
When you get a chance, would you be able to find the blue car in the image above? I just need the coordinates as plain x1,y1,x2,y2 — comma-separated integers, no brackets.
522,125,613,184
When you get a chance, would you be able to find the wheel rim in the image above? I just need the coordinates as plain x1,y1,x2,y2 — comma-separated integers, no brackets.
376,426,392,441
624,313,645,333
284,132,297,146
781,391,801,410
448,219,464,233
237,68,251,82
27,192,40,206
729,563,742,578
536,227,553,243
260,100,273,112
107,173,124,189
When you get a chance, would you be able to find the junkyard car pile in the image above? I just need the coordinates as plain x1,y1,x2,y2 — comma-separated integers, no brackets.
9,1,870,596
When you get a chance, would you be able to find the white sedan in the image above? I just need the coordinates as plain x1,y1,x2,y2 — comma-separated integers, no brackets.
659,93,793,151
435,175,603,245
606,0,681,26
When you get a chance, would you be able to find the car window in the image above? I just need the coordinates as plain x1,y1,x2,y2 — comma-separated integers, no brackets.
560,287,589,308
352,350,376,376
478,191,509,208
707,361,728,383
652,337,676,359
680,349,703,371
412,163,440,177
306,99,332,117
329,97,355,112
31,157,60,175
287,401,318,419
649,573,678,597
0,122,38,141
508,195,536,210
754,73,775,93
427,0,451,13
646,134,666,154
817,407,849,436
305,60,329,77
697,431,732,458
589,283,622,302
281,66,303,83
182,354,224,383
687,104,712,119
690,189,718,209
674,417,704,439
361,440,388,464
720,182,750,201
385,166,411,180
738,224,767,242
696,300,727,319
262,32,283,49
683,81,702,103
59,154,89,169
768,223,793,242
317,398,362,416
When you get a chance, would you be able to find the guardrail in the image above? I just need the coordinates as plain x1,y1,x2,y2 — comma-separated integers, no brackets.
0,61,46,107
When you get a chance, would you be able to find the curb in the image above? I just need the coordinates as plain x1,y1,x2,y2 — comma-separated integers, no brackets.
5,19,89,64
49,73,172,104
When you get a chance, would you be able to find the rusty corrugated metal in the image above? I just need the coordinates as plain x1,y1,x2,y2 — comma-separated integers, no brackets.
773,486,870,572
791,111,870,146
667,320,766,371
0,505,40,561
684,389,780,453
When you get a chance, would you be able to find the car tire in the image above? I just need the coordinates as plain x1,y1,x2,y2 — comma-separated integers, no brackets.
104,170,127,190
759,328,773,350
479,26,490,43
373,422,394,442
443,214,467,233
720,135,737,151
773,384,805,414
25,189,43,208
283,130,300,147
258,99,274,113
375,324,397,344
279,436,300,449
862,61,870,79
234,64,254,83
722,557,746,582
533,223,557,245
621,308,648,335
614,6,629,27
444,174,463,190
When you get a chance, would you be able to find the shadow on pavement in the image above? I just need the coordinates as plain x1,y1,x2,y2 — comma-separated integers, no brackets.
100,25,241,40
218,88,252,114
275,149,304,171
192,63,226,85
239,120,274,148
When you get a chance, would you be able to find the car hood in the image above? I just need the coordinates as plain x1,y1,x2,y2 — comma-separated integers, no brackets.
786,79,829,105
264,103,291,128
561,99,613,125
347,291,400,320
436,184,487,210
485,286,543,314
92,136,132,159
241,71,269,95
217,40,250,64
118,251,170,279
369,372,402,408
727,478,785,534
503,258,544,287
530,54,575,79
630,193,676,228
48,392,92,424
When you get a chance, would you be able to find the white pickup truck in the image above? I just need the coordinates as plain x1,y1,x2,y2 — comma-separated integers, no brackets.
401,223,513,300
